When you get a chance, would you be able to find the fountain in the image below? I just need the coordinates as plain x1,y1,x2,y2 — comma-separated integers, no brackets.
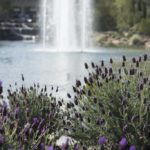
40,0,93,52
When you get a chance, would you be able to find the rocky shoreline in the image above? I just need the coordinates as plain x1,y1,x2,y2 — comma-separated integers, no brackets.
0,22,39,41
93,31,150,49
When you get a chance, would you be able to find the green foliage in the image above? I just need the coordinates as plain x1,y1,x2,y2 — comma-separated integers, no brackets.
94,0,150,32
0,0,11,17
114,0,135,31
137,18,150,35
93,0,117,31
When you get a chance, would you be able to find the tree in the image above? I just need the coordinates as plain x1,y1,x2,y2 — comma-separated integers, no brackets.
93,0,117,31
137,0,148,18
0,0,12,19
115,0,136,31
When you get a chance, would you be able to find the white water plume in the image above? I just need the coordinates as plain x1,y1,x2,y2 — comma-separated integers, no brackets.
40,0,93,52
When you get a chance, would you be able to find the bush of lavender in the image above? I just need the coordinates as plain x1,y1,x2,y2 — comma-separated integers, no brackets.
0,82,65,149
66,54,150,150
0,54,150,150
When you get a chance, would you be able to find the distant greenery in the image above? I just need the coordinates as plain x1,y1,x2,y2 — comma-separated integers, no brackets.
94,0,117,31
94,0,150,35
0,0,150,35
0,0,11,18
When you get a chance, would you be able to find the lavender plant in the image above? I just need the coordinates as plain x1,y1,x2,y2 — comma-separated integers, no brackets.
0,81,65,149
0,54,150,150
65,54,150,150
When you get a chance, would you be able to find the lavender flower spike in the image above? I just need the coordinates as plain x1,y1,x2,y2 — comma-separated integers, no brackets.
119,137,127,149
62,139,69,150
0,134,4,145
129,145,136,150
47,146,54,150
15,107,20,114
98,136,107,145
0,80,3,94
0,80,2,86
73,143,79,150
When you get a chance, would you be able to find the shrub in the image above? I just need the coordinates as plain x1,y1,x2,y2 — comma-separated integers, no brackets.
66,54,150,149
129,34,143,46
0,83,65,149
0,55,150,149
137,18,150,35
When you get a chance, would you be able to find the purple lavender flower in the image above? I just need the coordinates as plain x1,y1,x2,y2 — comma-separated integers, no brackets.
38,118,45,130
129,145,136,150
0,80,3,94
98,136,107,145
122,56,126,62
73,144,79,150
84,63,88,69
96,119,101,125
62,144,66,150
47,146,54,150
62,139,69,150
0,134,4,145
2,101,7,116
32,117,39,128
40,143,45,150
41,128,45,134
119,137,127,148
33,117,39,124
15,107,20,114
144,54,148,61
0,80,2,86
110,58,113,64
15,107,20,119
18,148,23,150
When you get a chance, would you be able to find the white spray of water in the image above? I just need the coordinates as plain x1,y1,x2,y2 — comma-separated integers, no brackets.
41,0,93,52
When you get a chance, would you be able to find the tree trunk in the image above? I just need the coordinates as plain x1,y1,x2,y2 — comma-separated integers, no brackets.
142,2,147,18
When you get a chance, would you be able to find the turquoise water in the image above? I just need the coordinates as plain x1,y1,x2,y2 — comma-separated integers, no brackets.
0,41,149,97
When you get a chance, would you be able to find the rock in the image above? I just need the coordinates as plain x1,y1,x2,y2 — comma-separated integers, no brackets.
93,31,150,48
145,41,150,48
123,32,129,37
129,34,144,46
111,39,121,45
94,33,107,43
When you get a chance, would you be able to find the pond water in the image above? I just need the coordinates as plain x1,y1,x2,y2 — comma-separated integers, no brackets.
0,41,149,97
